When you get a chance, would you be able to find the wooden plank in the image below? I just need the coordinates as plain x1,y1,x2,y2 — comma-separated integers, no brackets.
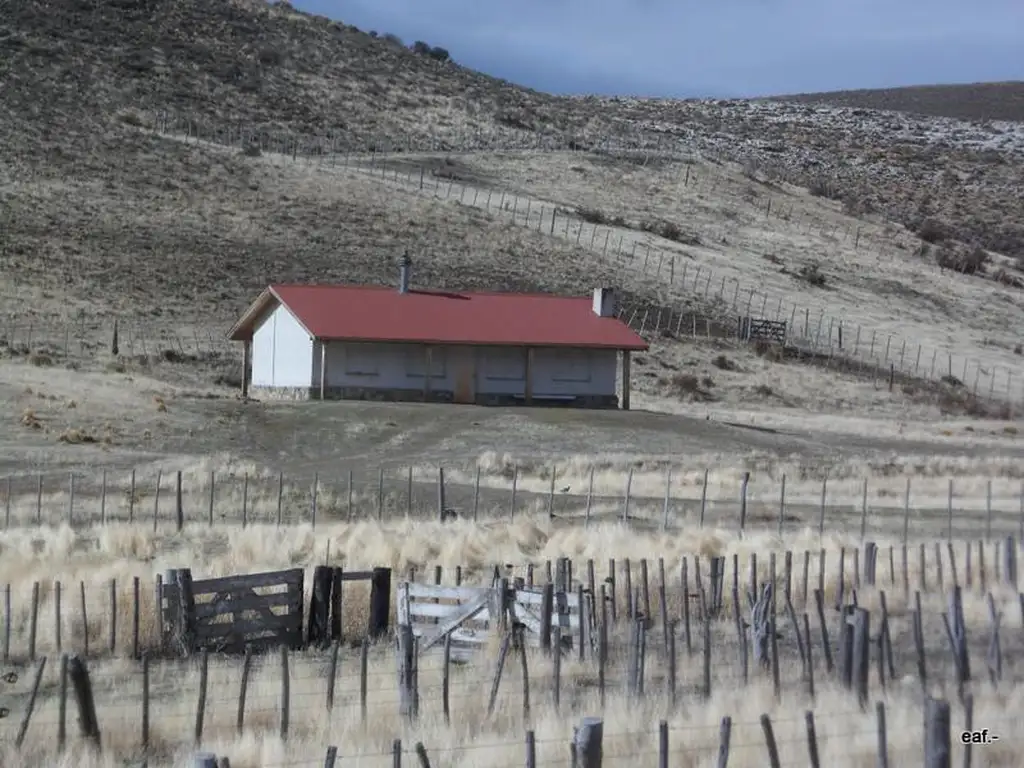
397,583,411,626
512,601,543,635
405,583,491,601
195,615,298,640
513,599,580,629
516,590,580,609
407,602,494,621
193,591,296,621
193,569,303,594
208,635,293,655
338,570,374,581
407,626,490,646
417,592,493,652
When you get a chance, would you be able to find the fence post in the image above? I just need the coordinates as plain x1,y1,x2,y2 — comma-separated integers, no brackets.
923,697,951,768
68,655,101,748
437,467,447,522
176,471,184,532
574,717,603,768
166,568,196,657
739,472,750,535
368,567,392,639
397,623,418,719
307,566,333,650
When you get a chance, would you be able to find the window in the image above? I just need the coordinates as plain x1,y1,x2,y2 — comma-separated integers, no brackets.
550,349,592,383
343,343,379,376
405,345,447,378
483,348,525,381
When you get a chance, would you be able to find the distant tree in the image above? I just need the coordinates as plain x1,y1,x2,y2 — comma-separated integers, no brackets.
383,33,403,46
411,40,431,55
368,30,378,38
428,46,450,63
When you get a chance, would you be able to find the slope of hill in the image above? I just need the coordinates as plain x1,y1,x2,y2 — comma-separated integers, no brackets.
769,82,1024,123
3,0,1024,338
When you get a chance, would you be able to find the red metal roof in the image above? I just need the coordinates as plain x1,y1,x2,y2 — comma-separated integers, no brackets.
229,284,648,350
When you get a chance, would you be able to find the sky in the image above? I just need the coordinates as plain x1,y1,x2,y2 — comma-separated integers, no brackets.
293,0,1024,98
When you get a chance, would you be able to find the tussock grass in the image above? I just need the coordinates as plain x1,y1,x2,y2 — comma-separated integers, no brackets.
0,517,1023,766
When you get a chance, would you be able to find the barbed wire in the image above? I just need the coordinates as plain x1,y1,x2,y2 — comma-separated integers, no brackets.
2,455,1022,540
132,108,1024,408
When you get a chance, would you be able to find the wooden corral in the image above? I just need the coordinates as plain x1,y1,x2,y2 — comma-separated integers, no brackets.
396,572,593,662
162,568,306,655
738,316,787,344
160,565,392,656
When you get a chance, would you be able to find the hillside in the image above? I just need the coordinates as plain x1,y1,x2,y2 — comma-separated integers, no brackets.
2,0,1024,331
769,81,1024,123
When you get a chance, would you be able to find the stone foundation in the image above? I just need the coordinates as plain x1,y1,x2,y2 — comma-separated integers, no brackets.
250,386,619,409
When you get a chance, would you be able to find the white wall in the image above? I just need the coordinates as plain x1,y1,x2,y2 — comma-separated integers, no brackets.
476,346,527,396
324,342,453,390
532,348,618,396
250,304,314,388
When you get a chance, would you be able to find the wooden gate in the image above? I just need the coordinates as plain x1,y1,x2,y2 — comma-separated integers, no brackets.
162,568,305,655
396,580,592,661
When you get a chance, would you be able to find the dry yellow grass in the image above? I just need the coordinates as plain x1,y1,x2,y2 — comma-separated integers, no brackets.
0,516,1021,766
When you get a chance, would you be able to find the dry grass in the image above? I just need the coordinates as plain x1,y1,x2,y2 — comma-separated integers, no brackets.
383,150,1024,397
1,518,1023,766
772,81,1024,123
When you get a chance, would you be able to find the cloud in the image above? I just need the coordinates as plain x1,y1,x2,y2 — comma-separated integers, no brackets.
304,0,1024,97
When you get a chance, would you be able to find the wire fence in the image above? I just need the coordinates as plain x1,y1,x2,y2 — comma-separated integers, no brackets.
2,461,1023,542
123,106,1024,411
0,636,1017,767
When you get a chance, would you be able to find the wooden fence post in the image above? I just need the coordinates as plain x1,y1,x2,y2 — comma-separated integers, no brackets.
574,717,603,768
397,623,418,719
368,567,391,639
851,608,871,708
166,568,196,657
176,471,184,531
307,566,333,649
68,655,101,749
738,472,750,534
924,697,951,768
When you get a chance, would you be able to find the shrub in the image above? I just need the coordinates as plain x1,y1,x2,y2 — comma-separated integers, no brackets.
577,207,607,225
808,178,838,199
916,218,947,244
428,46,451,63
640,219,700,245
663,373,715,402
257,47,282,66
935,245,989,275
712,354,736,371
797,262,827,287
410,41,451,62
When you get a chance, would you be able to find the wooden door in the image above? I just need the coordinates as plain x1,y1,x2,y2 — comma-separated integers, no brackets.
454,358,476,404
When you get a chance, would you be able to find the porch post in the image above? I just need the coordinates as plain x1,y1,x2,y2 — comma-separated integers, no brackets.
621,350,631,410
524,347,534,404
241,340,251,398
423,346,433,401
319,340,327,400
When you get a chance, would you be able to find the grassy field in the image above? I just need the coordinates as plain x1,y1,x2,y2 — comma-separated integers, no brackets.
0,518,1022,766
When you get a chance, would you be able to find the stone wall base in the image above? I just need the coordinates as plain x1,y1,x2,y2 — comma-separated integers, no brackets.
250,386,619,409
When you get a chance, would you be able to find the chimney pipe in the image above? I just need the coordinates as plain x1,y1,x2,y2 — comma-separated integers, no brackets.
399,251,412,294
592,287,617,317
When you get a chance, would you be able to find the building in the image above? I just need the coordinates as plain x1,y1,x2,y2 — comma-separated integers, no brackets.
227,260,648,409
